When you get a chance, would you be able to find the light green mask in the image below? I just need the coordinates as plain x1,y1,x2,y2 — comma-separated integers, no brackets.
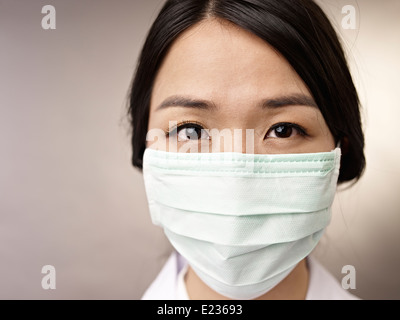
142,148,341,300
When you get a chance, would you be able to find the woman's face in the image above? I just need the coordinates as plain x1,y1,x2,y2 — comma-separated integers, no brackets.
147,19,335,154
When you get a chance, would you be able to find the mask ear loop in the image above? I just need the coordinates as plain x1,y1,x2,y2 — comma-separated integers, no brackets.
332,140,341,153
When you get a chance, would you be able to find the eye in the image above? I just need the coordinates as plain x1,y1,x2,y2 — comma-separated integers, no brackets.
167,121,210,141
265,122,307,139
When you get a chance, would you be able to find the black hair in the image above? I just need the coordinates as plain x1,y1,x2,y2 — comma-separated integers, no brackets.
127,0,365,183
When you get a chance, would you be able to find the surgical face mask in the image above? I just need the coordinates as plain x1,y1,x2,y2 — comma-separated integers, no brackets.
142,147,341,300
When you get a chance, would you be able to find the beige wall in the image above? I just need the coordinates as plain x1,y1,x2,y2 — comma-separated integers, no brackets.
0,0,399,299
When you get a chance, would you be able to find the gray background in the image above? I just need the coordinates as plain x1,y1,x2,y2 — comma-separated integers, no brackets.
0,0,399,299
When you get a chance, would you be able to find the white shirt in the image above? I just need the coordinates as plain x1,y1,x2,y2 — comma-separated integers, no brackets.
141,251,360,300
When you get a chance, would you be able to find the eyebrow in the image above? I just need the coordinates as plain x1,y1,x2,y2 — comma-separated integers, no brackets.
262,94,318,109
155,94,317,111
156,95,217,111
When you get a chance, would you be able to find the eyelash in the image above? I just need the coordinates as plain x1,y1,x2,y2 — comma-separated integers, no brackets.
165,121,308,138
266,122,308,137
165,120,206,138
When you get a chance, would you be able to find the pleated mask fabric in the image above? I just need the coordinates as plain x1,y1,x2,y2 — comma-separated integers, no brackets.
142,147,341,299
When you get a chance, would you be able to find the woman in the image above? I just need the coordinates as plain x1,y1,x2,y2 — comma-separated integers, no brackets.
128,0,365,300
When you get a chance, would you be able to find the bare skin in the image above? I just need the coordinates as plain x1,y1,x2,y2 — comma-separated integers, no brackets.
146,18,335,300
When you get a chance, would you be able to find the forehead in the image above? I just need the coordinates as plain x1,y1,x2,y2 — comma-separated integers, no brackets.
151,18,311,111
